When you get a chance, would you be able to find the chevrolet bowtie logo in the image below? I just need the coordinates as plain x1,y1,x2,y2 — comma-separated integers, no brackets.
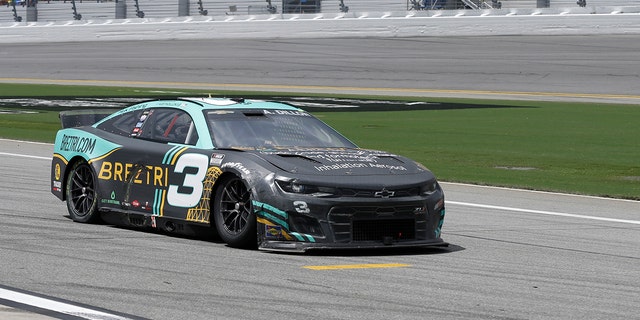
374,189,395,198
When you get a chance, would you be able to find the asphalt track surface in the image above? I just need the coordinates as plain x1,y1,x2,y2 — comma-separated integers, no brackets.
1,35,640,104
1,35,640,319
1,138,639,320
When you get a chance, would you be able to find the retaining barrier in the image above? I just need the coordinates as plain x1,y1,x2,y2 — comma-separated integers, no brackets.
1,3,639,43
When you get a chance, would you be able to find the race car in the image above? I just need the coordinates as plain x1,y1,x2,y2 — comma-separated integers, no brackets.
51,97,446,252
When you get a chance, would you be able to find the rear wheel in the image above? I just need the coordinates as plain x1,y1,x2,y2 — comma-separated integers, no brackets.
65,161,100,223
213,176,257,249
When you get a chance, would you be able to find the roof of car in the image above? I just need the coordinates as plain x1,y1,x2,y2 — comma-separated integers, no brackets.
179,97,301,110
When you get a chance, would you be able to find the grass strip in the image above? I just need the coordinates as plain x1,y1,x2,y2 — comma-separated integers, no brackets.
1,83,638,200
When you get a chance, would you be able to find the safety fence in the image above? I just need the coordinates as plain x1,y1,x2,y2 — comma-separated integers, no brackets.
2,0,640,22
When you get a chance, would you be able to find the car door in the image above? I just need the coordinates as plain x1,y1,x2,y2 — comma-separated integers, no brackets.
123,107,214,221
96,106,212,223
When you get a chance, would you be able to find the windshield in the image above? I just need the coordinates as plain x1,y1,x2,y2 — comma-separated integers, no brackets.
205,109,357,149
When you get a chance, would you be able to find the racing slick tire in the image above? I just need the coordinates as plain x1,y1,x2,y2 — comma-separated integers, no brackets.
213,176,257,249
65,161,100,223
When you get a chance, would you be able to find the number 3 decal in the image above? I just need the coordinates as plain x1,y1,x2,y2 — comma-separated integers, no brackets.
168,153,209,207
293,201,310,214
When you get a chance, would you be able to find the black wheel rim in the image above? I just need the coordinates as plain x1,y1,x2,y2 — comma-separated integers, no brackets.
69,164,96,217
219,179,252,234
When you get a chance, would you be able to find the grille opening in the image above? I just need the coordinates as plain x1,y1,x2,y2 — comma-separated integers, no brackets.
352,219,415,242
290,214,325,237
339,187,421,198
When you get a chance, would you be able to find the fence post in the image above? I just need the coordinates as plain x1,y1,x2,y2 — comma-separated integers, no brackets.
26,0,37,22
115,0,127,18
536,0,550,8
178,0,189,16
445,0,456,9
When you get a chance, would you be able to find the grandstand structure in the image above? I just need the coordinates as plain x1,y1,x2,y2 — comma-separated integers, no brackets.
2,0,640,23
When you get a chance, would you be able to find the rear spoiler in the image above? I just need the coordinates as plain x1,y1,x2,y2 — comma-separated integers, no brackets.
59,110,119,128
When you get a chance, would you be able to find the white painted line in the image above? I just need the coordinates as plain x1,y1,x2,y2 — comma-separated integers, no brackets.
448,200,640,225
0,152,50,160
1,140,637,225
441,181,639,203
0,287,132,320
0,138,53,145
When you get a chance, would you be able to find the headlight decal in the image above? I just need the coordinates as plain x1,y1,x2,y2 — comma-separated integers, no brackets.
289,232,316,242
252,200,289,228
253,200,316,243
435,208,445,238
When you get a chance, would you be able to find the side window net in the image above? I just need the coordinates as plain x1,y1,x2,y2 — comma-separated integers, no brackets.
137,109,198,145
96,110,144,137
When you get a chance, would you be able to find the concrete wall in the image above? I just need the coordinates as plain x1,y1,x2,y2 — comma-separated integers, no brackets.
1,9,639,44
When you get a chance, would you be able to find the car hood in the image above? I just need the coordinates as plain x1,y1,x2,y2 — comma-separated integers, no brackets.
252,148,426,176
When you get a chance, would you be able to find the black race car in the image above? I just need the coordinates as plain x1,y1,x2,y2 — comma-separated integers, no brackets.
51,97,446,252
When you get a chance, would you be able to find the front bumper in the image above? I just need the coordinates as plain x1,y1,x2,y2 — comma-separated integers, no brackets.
254,192,446,252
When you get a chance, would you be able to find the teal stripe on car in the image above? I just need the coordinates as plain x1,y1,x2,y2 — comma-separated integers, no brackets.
252,200,288,219
289,232,315,243
256,211,290,230
162,145,183,165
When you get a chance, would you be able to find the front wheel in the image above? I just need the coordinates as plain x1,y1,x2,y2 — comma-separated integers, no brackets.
65,161,100,223
213,176,257,249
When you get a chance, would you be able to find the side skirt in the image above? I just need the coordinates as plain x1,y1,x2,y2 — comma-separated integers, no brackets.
99,208,216,239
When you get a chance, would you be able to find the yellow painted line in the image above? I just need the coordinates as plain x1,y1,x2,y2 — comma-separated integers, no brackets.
2,77,640,101
303,263,411,270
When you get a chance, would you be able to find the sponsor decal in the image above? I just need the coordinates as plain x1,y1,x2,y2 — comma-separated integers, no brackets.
209,110,235,115
221,162,250,175
265,225,283,238
54,163,61,180
263,109,311,117
112,103,149,116
374,189,395,198
97,151,213,217
314,152,379,163
314,163,407,172
101,190,120,205
414,206,427,214
98,161,169,187
209,153,225,166
314,163,367,171
131,111,151,137
60,134,96,154
369,163,407,171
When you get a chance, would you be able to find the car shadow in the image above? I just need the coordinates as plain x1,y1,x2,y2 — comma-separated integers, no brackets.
64,215,464,256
